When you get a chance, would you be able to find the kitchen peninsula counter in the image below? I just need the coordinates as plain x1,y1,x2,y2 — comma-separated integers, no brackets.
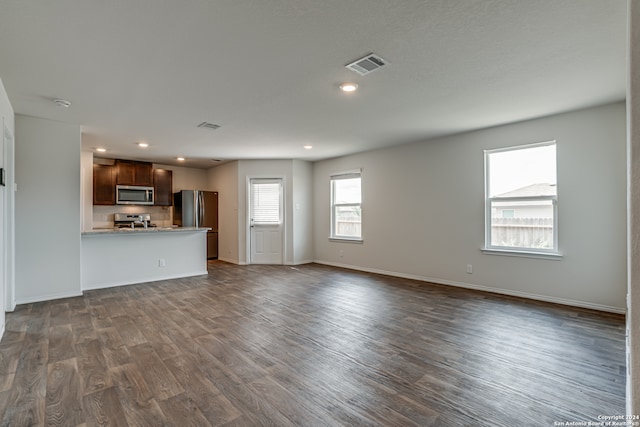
81,227,209,290
82,226,210,235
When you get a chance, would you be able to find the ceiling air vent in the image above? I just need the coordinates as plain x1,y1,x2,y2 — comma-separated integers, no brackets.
197,122,221,130
345,53,388,76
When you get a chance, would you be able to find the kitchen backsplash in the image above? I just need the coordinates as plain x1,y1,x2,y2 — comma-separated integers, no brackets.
93,205,173,228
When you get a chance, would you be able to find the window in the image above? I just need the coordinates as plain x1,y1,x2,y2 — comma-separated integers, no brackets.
484,141,559,256
251,180,282,225
330,171,362,240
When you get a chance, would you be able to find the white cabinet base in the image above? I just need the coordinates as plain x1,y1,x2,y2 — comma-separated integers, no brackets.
81,229,208,290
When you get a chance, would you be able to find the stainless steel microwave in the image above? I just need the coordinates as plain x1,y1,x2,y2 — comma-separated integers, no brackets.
116,185,154,205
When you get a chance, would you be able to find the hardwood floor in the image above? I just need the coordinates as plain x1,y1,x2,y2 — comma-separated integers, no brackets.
0,261,625,426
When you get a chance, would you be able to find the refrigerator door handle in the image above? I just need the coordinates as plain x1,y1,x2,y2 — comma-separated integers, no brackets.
198,191,205,228
193,191,197,228
200,192,205,228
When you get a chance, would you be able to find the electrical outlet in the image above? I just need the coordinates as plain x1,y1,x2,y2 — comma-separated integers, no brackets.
466,264,473,274
159,258,166,267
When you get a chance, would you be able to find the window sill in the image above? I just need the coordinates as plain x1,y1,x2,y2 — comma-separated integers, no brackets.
329,237,363,243
481,247,563,260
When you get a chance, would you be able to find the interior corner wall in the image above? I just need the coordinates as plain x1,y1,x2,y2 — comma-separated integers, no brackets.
627,0,640,416
313,102,627,312
292,160,314,264
15,115,81,303
208,161,239,264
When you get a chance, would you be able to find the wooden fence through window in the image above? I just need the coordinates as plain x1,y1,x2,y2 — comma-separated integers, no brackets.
491,217,553,249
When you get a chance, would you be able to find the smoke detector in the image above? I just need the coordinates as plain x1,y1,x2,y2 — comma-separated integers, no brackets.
345,53,388,76
197,122,221,130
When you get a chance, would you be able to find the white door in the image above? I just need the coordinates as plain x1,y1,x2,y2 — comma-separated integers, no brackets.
3,124,12,312
0,123,5,317
250,178,283,264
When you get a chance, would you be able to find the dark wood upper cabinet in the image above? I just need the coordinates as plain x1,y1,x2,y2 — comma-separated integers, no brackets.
115,160,153,186
153,169,173,206
93,164,116,205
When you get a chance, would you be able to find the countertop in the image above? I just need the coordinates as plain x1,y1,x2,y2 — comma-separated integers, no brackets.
82,226,211,236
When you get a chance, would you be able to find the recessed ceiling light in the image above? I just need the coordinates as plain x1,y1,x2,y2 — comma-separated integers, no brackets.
304,145,313,150
177,157,185,161
339,83,358,92
96,147,106,153
53,98,71,108
137,142,149,148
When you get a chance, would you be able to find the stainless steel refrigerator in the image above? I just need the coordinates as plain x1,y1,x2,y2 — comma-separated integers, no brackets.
173,190,218,259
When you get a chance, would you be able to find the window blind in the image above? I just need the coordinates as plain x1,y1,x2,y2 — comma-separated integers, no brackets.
252,182,281,224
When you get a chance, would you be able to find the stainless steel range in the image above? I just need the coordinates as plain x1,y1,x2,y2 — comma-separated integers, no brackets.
114,213,154,229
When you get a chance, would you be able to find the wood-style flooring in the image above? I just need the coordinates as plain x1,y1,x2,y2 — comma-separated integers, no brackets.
0,261,626,426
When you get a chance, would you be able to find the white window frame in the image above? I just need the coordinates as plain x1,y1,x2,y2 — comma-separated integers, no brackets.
330,170,363,242
483,141,561,259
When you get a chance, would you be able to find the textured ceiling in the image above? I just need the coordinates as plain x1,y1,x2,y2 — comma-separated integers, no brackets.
0,0,627,168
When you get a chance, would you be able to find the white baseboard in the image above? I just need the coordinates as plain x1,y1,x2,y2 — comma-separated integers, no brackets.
16,290,84,305
218,258,312,266
82,270,209,291
0,322,5,341
286,259,314,266
314,260,625,314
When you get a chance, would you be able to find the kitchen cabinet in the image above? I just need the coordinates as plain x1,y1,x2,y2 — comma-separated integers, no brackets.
93,164,116,205
116,160,153,186
154,169,173,206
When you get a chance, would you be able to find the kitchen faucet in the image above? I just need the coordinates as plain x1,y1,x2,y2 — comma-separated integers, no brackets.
132,215,148,229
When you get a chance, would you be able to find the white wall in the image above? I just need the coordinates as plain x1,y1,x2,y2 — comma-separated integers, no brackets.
207,159,313,265
627,0,640,415
208,161,239,264
15,115,81,303
152,163,208,192
314,102,627,312
81,230,208,290
0,76,14,336
210,159,314,266
81,150,93,231
292,160,313,264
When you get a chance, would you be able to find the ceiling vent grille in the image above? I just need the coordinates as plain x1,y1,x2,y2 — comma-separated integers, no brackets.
345,53,388,76
197,122,221,130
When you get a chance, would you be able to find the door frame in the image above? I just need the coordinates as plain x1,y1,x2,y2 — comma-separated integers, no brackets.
246,175,286,265
2,121,14,312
